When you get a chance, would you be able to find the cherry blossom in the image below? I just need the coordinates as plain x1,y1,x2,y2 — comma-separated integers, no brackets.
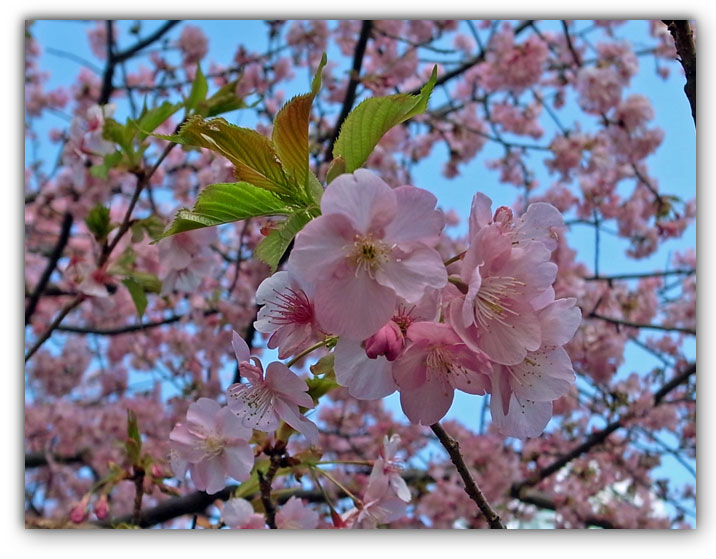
289,169,447,340
226,331,319,444
275,497,320,529
169,398,254,494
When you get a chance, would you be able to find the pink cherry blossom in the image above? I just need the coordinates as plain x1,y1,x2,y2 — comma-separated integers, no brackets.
222,498,266,529
169,398,254,494
275,496,320,529
488,298,581,438
334,290,440,400
392,321,491,425
226,331,319,445
159,228,218,296
254,270,324,359
289,169,447,340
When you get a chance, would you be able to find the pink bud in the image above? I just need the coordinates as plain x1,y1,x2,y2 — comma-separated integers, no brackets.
364,321,404,361
69,500,89,524
94,495,109,520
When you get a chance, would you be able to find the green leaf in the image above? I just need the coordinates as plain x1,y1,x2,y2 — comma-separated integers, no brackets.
89,150,123,179
159,181,291,240
131,215,166,243
271,53,326,189
156,116,296,195
133,101,182,141
85,204,111,240
255,211,312,272
201,79,248,117
126,410,142,465
306,367,338,402
186,64,208,113
332,65,437,172
325,156,346,185
122,278,148,318
103,118,137,163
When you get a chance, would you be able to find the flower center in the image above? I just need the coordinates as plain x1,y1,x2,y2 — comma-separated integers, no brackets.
474,276,524,327
202,435,226,458
268,287,313,325
350,235,391,278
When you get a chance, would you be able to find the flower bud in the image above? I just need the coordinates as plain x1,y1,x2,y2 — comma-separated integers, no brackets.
94,494,109,520
364,321,404,361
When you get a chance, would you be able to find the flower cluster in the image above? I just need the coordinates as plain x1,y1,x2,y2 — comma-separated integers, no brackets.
254,169,580,438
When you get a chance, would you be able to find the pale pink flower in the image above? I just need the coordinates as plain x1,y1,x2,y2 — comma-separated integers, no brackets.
275,496,319,529
227,331,319,445
254,271,323,359
289,169,447,340
334,289,440,400
169,398,254,494
159,228,217,296
177,25,208,64
372,434,411,502
222,498,266,529
392,322,491,425
487,298,581,438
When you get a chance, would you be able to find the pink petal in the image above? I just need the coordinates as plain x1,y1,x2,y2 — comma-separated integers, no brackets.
232,330,251,364
334,338,397,399
490,391,553,439
391,343,428,391
538,298,582,346
374,245,447,303
186,398,221,431
321,169,397,233
508,346,575,402
191,456,226,494
399,371,454,425
273,398,319,445
314,273,396,340
468,192,493,239
383,186,444,246
289,213,357,283
265,362,314,408
513,202,564,252
221,444,254,483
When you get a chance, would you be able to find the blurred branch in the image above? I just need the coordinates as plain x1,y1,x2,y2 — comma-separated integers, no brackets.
588,313,695,335
25,211,73,324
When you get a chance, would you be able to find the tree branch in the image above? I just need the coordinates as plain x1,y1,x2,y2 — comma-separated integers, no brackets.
589,313,695,336
662,20,696,125
430,422,506,529
25,211,73,324
324,19,373,163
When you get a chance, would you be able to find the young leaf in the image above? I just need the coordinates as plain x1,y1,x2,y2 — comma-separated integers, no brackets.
126,410,143,465
186,63,208,113
158,181,291,240
122,277,148,318
272,53,327,189
254,211,312,272
133,101,183,141
201,79,248,117
333,65,437,172
155,116,296,196
85,204,111,240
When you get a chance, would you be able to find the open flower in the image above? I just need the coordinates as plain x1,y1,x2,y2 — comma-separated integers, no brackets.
275,496,319,529
334,289,440,400
159,228,217,296
393,321,491,425
169,398,254,494
227,331,319,445
254,270,323,359
288,169,447,340
487,298,581,438
222,498,266,529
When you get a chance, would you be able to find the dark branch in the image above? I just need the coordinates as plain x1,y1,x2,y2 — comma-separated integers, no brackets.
25,211,73,324
430,423,506,529
663,20,696,125
589,313,696,336
324,20,373,163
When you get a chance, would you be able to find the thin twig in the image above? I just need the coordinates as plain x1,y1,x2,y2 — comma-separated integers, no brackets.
430,422,506,529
